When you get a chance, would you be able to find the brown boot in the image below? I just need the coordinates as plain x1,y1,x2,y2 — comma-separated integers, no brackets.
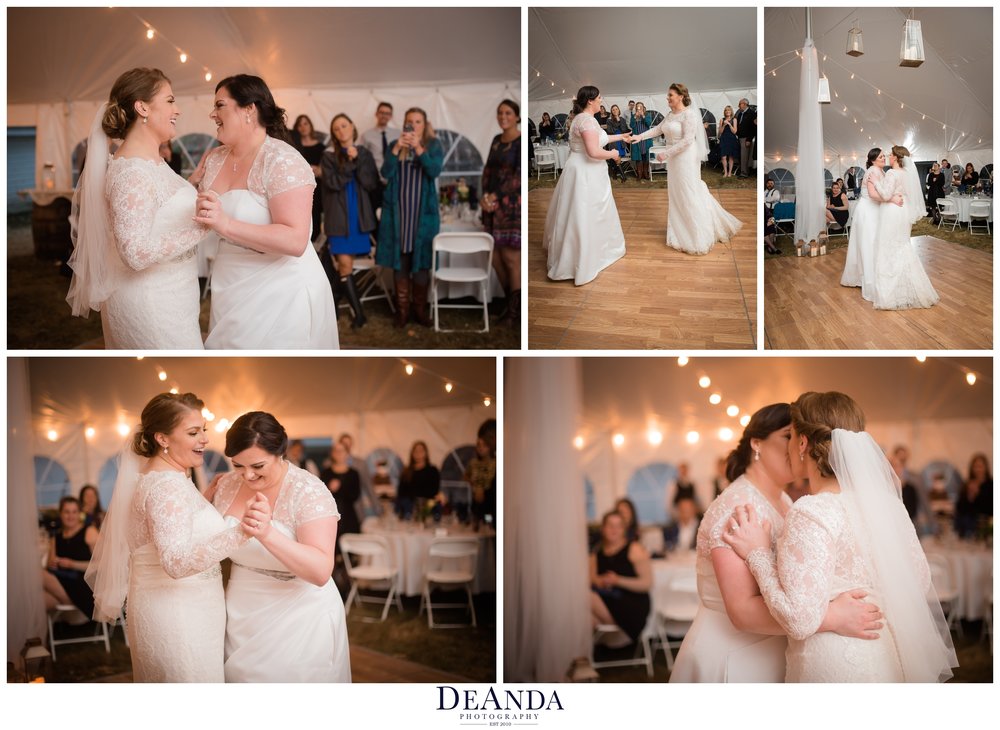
411,279,432,327
506,289,521,329
394,275,411,328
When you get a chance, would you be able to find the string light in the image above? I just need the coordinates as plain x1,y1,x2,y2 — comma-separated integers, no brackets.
726,405,739,417
966,372,977,385
483,397,492,407
718,428,734,441
117,423,131,437
445,382,454,393
709,393,722,405
612,433,625,448
698,376,711,388
146,28,154,40
646,428,663,447
404,363,414,375
685,431,700,444
47,429,59,442
157,370,167,381
739,414,751,427
573,435,585,450
915,355,927,363
677,356,689,367
85,427,96,439
205,72,212,82
179,52,188,63
169,387,179,395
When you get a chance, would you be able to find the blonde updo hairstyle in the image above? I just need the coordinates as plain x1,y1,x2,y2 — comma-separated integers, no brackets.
132,392,205,458
789,392,866,478
102,67,170,140
891,145,911,166
669,82,692,107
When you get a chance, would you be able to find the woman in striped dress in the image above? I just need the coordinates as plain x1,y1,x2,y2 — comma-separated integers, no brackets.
629,102,655,181
377,107,444,327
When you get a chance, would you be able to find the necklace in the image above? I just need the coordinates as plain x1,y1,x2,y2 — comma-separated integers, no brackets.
156,453,184,473
230,142,263,173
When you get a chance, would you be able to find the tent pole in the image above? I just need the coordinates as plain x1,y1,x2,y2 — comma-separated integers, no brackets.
805,7,812,40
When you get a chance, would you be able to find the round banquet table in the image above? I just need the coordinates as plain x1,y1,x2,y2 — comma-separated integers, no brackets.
361,517,496,596
650,550,698,617
533,141,571,170
944,193,993,223
922,538,992,620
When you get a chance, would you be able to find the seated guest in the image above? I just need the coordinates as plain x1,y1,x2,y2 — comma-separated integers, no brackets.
954,453,992,538
961,163,980,190
42,496,99,619
287,439,320,477
825,180,849,229
78,484,105,530
538,112,556,142
595,104,611,129
615,497,640,543
665,496,700,551
320,440,362,541
764,203,779,255
464,435,496,526
589,510,652,645
764,176,780,212
925,163,945,223
396,441,441,516
672,462,699,513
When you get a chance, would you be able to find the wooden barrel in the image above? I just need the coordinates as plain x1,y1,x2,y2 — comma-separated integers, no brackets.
32,196,73,261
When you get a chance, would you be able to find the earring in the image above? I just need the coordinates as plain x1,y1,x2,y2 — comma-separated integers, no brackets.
799,452,805,462
245,114,251,124
753,449,760,462
142,116,148,125
162,445,169,454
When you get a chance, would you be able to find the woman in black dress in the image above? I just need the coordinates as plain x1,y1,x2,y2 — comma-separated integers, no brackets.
538,112,555,143
291,114,326,241
604,104,629,183
79,484,105,530
962,163,980,190
954,453,992,538
925,162,945,223
718,105,739,178
396,441,441,517
42,496,99,617
482,99,522,327
825,180,849,229
320,440,362,543
590,510,652,643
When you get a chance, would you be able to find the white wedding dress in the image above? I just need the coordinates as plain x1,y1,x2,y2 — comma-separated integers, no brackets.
213,464,351,683
201,137,339,349
745,492,923,681
632,106,741,254
102,157,206,349
543,113,626,285
871,168,940,310
669,475,792,682
126,470,246,682
840,165,884,301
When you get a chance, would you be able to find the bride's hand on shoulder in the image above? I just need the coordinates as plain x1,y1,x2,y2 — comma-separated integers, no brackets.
241,492,272,539
721,503,770,558
825,589,884,640
194,190,232,236
893,193,904,207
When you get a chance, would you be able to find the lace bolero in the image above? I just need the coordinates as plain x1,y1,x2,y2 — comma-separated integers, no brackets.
697,476,790,571
201,135,315,203
874,168,903,202
862,166,885,201
105,157,205,271
569,113,607,154
128,470,246,579
214,462,341,532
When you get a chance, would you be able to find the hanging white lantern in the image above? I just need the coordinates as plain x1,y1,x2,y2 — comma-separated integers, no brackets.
817,76,831,103
899,18,925,67
846,22,864,57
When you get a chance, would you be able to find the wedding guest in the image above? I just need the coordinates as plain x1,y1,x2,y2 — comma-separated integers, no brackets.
287,439,320,477
377,107,443,328
665,496,700,551
538,112,555,142
338,432,377,516
322,113,379,330
764,204,779,255
629,102,654,180
615,497,640,543
925,163,945,223
320,440,362,540
605,104,629,183
718,105,739,177
590,510,652,645
673,462,699,513
764,176,781,212
464,436,496,525
595,105,611,129
735,98,756,177
159,141,182,175
954,453,992,538
961,163,979,190
291,115,326,243
825,180,849,229
626,100,636,122
712,457,730,497
396,441,441,515
481,99,522,328
890,451,920,522
43,496,99,616
360,101,399,187
79,484,105,530
940,159,953,194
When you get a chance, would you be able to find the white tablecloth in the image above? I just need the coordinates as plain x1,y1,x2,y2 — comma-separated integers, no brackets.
437,218,504,302
944,194,993,223
922,540,992,621
17,188,75,206
534,142,571,170
361,519,496,596
650,552,698,616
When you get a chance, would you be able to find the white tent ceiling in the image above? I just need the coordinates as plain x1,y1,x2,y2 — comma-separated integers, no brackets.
764,7,992,172
528,7,756,111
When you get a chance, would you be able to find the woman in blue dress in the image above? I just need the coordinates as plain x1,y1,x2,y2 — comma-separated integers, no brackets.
629,102,654,181
321,114,380,329
718,105,740,178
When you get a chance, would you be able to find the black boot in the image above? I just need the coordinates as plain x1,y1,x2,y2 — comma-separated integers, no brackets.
340,274,367,329
318,241,339,297
617,164,627,183
393,275,411,329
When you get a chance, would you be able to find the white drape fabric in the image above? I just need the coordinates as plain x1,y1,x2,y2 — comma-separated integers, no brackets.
793,38,826,243
6,359,48,666
504,358,591,682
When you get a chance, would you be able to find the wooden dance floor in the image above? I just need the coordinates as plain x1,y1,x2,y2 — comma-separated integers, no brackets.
528,186,757,349
764,235,992,349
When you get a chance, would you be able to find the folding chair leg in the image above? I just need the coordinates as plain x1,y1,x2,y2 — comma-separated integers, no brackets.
380,583,397,622
345,583,359,617
467,585,478,628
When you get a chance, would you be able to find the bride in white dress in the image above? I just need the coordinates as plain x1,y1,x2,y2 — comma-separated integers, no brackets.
86,392,264,681
68,68,207,349
543,86,628,285
840,148,904,300
208,411,351,682
629,83,741,255
193,75,339,349
871,146,940,310
725,391,957,682
671,403,884,682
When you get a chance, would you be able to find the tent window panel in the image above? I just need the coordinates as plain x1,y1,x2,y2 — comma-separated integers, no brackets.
176,133,221,180
440,444,476,509
626,462,678,526
769,167,795,198
35,456,71,508
8,127,36,214
700,109,717,139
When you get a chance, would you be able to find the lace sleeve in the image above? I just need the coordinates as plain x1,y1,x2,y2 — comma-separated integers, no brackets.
143,473,246,579
873,169,897,202
106,162,204,271
284,467,341,531
629,117,664,143
575,114,601,134
260,139,316,199
663,109,698,158
745,501,838,640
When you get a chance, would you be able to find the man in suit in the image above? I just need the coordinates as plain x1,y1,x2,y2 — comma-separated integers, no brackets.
665,496,700,551
735,98,756,177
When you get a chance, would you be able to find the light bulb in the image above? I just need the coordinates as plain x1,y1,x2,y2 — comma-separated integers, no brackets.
739,414,751,427
709,393,722,405
698,376,711,388
685,431,700,444
483,397,492,407
612,433,625,448
205,71,212,82
445,382,453,393
404,363,414,375
677,356,689,367
117,423,131,437
146,28,155,40
647,429,663,447
85,426,96,439
915,355,926,363
573,435,585,450
179,52,188,63
966,372,977,385
718,427,734,441
47,429,59,441
726,405,739,417
158,371,167,381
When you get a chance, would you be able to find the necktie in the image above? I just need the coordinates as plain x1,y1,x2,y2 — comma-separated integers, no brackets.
381,130,388,156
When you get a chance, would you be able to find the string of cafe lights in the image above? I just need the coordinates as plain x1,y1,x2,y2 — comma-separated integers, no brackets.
529,66,569,102
398,359,494,407
121,8,216,84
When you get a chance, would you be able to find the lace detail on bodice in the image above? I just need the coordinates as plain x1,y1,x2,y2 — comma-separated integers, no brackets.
569,113,607,154
128,470,246,579
213,462,341,533
875,168,904,202
105,157,205,270
201,136,315,205
697,476,789,571
861,166,884,201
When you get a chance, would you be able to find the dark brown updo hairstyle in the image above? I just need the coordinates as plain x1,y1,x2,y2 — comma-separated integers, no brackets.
725,403,791,482
891,145,911,165
498,98,520,121
789,392,866,478
403,107,436,147
669,82,692,107
224,411,289,458
329,113,358,168
572,86,600,115
102,67,170,139
215,74,291,143
132,392,205,458
865,147,882,169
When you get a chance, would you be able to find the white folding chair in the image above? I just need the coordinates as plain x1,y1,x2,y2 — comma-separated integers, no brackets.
937,199,960,231
982,565,993,654
927,553,963,637
47,604,110,660
431,232,494,333
968,201,991,236
420,537,479,629
649,146,668,180
343,235,395,313
639,526,665,557
339,534,402,622
826,208,851,239
534,147,558,180
654,572,699,671
591,611,657,678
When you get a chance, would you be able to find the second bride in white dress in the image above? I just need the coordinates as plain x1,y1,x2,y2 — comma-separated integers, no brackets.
630,83,741,255
194,74,339,349
543,86,628,285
